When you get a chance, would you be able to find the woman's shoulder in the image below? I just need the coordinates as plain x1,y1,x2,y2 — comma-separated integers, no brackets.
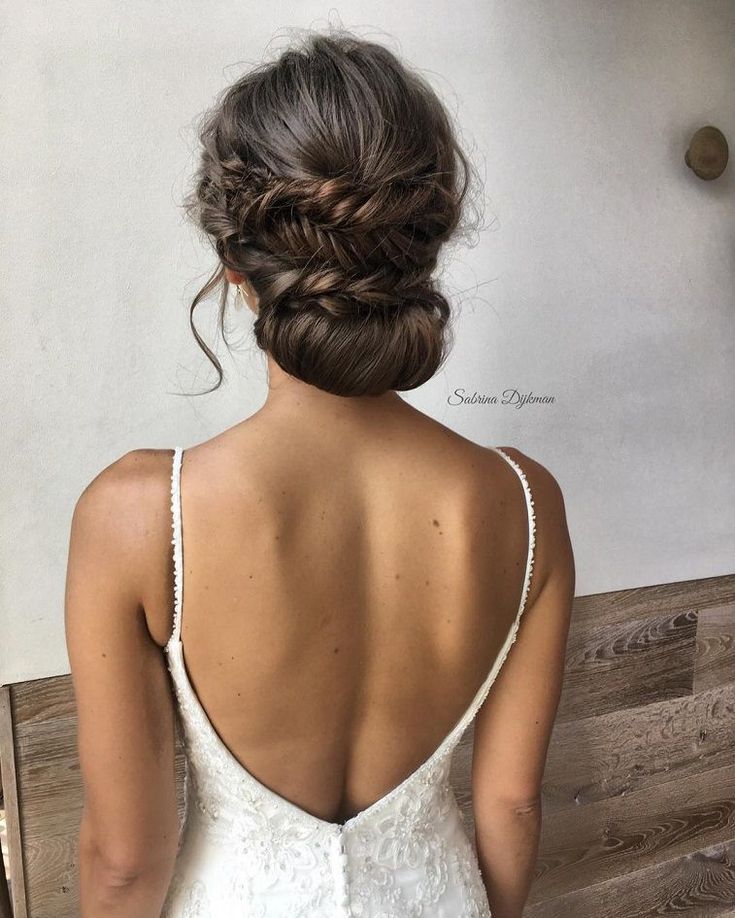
75,447,172,511
488,444,568,512
71,448,177,588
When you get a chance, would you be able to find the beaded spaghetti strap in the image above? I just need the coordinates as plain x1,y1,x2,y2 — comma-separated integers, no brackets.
436,445,537,742
490,446,536,620
169,446,184,647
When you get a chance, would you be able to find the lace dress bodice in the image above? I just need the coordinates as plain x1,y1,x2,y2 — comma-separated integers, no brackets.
160,446,536,917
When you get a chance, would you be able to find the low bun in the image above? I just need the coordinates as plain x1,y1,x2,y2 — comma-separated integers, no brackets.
255,285,452,397
183,28,479,396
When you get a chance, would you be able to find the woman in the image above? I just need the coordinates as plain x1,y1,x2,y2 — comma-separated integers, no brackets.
65,28,575,918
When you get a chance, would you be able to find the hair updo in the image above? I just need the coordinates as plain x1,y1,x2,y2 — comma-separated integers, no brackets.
184,28,478,397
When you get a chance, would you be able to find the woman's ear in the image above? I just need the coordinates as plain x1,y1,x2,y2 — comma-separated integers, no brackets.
224,268,259,312
224,266,247,286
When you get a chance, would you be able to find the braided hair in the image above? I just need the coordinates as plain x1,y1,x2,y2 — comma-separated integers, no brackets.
184,29,479,396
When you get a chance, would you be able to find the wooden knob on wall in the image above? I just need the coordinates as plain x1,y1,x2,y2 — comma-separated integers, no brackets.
685,126,729,180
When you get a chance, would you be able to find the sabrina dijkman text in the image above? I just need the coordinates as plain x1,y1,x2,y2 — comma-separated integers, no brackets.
447,388,556,408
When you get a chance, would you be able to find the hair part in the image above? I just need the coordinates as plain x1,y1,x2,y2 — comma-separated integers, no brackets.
183,26,482,397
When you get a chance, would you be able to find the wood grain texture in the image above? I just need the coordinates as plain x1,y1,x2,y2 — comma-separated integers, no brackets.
0,685,26,918
540,681,735,813
556,608,698,721
531,760,735,898
0,676,186,918
695,605,735,695
522,839,735,917
1,573,734,916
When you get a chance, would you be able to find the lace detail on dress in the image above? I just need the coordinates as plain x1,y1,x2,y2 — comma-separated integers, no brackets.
161,444,537,916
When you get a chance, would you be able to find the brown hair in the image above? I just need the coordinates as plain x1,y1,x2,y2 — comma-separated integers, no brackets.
183,27,480,397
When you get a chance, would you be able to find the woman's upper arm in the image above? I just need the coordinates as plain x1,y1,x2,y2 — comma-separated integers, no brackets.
64,450,180,876
471,448,575,816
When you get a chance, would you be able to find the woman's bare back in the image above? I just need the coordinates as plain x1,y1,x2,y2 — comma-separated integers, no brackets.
143,404,542,826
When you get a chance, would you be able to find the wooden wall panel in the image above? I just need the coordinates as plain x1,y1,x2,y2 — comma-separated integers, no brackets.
556,608,698,721
694,605,735,695
540,682,735,813
0,678,186,918
523,839,735,918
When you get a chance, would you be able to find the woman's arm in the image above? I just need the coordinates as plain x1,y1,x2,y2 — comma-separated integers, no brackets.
65,450,181,917
471,448,575,918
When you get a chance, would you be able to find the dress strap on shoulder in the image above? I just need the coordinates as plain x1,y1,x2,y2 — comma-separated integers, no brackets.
169,447,185,646
432,445,538,749
489,446,537,625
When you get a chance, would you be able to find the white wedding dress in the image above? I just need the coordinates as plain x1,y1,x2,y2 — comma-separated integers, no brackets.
160,445,536,917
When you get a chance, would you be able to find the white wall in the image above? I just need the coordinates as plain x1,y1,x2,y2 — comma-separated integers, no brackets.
2,0,733,684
